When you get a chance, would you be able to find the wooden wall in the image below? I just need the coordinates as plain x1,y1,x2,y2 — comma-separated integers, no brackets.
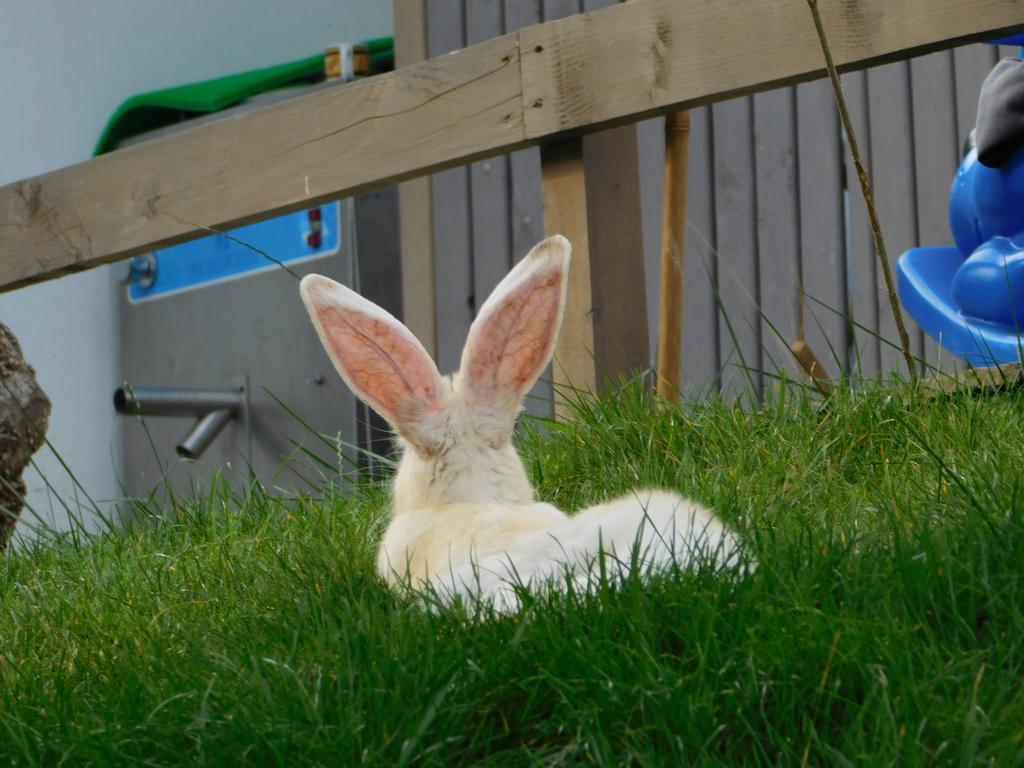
416,0,1007,405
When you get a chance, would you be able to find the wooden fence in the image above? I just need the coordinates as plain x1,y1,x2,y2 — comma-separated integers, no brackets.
416,0,1014,400
1,0,1021,405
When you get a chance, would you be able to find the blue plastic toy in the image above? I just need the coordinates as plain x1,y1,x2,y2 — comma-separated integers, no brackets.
897,42,1024,366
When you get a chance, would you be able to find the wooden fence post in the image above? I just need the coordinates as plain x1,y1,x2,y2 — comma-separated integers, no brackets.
583,126,651,390
541,138,595,418
394,0,437,357
540,126,650,418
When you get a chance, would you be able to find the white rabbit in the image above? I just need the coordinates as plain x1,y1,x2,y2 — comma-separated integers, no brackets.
300,235,748,611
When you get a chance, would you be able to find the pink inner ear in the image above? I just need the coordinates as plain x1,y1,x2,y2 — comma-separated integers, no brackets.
315,305,441,424
463,270,563,400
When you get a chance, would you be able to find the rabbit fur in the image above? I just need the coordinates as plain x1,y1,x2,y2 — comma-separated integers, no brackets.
300,235,747,611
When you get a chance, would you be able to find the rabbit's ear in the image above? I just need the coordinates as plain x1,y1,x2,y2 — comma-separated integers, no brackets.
459,235,571,412
300,275,446,452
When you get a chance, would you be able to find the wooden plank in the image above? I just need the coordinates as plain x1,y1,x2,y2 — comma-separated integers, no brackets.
712,96,761,399
427,0,475,375
536,0,585,417
505,0,546,264
5,0,1024,292
910,51,961,372
842,70,881,377
656,111,690,398
753,87,802,387
582,125,651,388
0,32,523,293
505,0,552,418
395,0,437,357
467,0,514,305
953,44,998,146
637,116,667,370
866,61,923,376
581,1,614,18
541,138,595,414
577,0,650,388
998,44,1021,60
519,0,1024,140
681,107,719,394
543,0,581,21
796,79,847,378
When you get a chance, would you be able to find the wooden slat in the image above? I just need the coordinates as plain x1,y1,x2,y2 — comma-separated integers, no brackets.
867,61,923,375
395,0,437,357
843,70,881,377
681,107,719,393
4,0,1024,292
543,0,581,20
753,87,802,386
577,0,650,389
637,116,667,370
541,138,595,414
505,0,547,264
713,96,761,399
910,51,961,372
0,32,523,292
541,1,588,420
582,126,650,388
427,0,476,375
655,111,690,399
953,44,998,146
796,79,847,378
468,0,514,304
518,0,1024,140
506,0,553,418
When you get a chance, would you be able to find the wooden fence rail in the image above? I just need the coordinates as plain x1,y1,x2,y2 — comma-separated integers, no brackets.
1,0,1021,295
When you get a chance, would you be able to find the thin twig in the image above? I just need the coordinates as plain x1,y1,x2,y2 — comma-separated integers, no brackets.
805,0,917,379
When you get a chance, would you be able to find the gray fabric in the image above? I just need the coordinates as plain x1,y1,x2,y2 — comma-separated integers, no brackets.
976,58,1024,168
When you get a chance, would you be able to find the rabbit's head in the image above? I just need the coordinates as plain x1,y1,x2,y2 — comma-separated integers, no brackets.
300,235,571,514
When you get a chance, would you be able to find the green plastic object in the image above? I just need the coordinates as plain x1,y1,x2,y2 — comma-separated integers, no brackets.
94,37,394,157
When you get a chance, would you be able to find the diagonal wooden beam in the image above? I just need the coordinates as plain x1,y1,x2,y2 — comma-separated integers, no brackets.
2,0,1022,292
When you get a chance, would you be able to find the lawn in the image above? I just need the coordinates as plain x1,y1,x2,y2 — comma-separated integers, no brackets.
2,379,1022,765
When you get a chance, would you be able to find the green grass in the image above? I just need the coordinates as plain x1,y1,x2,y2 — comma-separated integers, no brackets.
2,379,1023,765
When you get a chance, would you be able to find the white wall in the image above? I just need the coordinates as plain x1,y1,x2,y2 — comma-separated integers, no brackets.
1,1,393,543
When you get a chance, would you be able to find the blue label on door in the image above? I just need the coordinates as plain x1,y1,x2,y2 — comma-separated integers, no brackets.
127,203,341,302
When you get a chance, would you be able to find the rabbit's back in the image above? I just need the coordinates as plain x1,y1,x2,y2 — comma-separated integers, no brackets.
377,500,568,588
379,490,742,607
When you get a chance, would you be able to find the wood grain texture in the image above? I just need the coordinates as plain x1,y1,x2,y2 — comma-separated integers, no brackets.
518,0,1024,140
681,107,719,394
578,3,650,391
656,111,690,399
543,0,581,21
753,88,802,385
541,139,595,416
506,0,552,418
842,70,881,377
468,0,515,305
796,79,847,378
582,125,651,389
910,51,961,372
713,96,761,400
4,0,1023,293
953,44,999,144
396,0,437,356
427,0,476,375
506,0,547,266
867,61,923,374
0,32,523,292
